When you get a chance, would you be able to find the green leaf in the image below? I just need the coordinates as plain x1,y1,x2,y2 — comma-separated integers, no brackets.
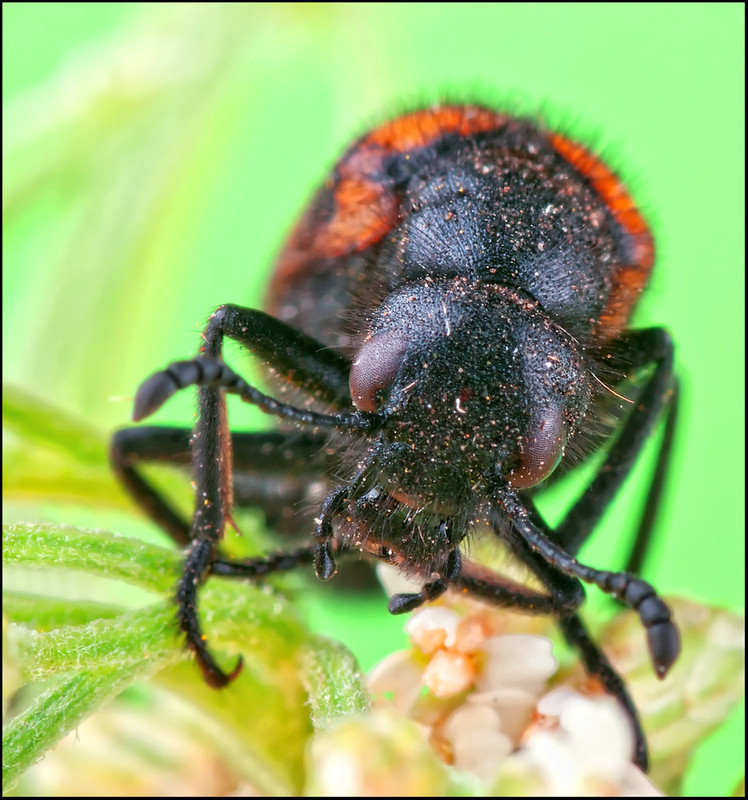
299,636,370,729
3,385,108,465
3,666,158,795
2,592,124,629
3,523,180,594
0,522,332,795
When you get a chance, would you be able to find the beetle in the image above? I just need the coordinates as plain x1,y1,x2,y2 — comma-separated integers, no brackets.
111,104,680,771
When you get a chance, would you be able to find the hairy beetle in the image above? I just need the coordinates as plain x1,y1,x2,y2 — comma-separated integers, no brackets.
111,104,679,771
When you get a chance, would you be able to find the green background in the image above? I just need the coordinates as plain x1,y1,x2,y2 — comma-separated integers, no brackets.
3,3,744,795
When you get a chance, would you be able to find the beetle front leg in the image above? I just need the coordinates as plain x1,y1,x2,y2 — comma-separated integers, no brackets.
176,538,242,687
132,304,358,686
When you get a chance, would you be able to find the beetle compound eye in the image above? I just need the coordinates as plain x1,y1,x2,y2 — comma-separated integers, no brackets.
349,329,409,412
509,406,567,489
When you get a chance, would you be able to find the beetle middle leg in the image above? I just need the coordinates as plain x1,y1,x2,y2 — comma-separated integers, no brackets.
110,426,335,546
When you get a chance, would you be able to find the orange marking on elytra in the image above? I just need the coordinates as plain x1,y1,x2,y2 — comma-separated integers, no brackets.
550,133,655,341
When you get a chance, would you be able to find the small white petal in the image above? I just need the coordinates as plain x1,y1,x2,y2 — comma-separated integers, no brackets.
453,612,494,653
521,729,579,794
453,730,513,779
422,650,473,697
559,695,634,773
444,705,512,778
367,651,423,712
518,691,659,795
468,686,537,743
536,688,585,719
477,635,557,693
444,703,502,740
405,607,460,651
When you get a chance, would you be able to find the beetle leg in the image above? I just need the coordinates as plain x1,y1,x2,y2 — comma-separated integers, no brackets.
211,545,318,578
388,546,462,614
110,427,335,546
123,304,373,686
110,426,193,545
313,486,350,580
558,613,648,771
554,327,676,559
623,378,680,575
176,537,243,687
497,492,680,678
199,304,353,408
484,502,650,771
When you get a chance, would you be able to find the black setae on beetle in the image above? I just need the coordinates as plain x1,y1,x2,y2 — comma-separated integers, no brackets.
111,104,680,772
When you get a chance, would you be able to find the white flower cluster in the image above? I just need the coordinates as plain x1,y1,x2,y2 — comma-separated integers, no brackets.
368,571,662,796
